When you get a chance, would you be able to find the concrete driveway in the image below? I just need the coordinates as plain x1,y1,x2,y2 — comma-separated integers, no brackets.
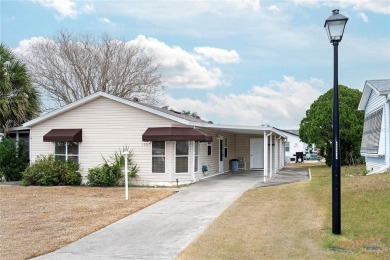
37,168,308,260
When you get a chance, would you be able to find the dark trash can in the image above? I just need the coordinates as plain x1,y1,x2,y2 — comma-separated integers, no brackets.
295,152,304,163
230,159,239,172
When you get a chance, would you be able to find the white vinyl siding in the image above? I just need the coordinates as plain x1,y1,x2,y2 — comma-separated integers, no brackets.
29,97,180,184
361,108,383,154
365,91,386,114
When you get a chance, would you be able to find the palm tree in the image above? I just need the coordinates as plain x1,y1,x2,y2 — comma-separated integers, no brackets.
0,44,40,132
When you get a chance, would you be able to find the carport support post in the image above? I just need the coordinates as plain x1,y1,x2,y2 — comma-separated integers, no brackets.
270,133,273,178
263,131,268,182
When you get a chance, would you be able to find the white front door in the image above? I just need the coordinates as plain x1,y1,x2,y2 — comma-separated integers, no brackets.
250,138,264,169
219,137,224,172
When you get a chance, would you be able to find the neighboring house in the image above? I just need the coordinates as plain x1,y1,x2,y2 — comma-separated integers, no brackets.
278,129,308,163
358,79,390,174
21,92,286,186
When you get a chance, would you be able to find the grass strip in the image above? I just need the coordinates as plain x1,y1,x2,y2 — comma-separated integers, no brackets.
178,165,390,259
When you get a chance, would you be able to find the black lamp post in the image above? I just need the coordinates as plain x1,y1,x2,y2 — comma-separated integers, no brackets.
324,9,348,235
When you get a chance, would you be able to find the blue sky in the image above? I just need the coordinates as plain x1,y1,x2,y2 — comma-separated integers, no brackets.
1,0,389,128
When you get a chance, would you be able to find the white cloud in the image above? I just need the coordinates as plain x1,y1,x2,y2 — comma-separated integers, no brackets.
165,76,323,127
228,0,260,11
358,12,369,22
130,35,227,89
268,5,280,12
32,0,78,19
31,0,95,19
14,37,52,57
293,0,390,14
194,47,240,64
14,35,232,90
99,17,113,25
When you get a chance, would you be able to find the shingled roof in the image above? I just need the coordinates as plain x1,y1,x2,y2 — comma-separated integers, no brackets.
366,79,390,94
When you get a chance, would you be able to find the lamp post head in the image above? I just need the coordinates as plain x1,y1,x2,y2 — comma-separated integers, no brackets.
324,9,348,43
123,151,129,159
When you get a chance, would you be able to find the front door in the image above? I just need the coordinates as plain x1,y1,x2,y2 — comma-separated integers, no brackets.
250,138,264,169
219,137,224,172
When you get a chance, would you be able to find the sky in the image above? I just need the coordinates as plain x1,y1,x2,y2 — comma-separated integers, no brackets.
1,0,389,128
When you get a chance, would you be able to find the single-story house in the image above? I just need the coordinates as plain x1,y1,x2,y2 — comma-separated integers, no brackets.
277,129,309,163
20,92,286,186
358,79,390,174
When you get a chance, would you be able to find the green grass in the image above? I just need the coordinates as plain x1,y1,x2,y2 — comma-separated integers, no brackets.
308,165,390,259
178,164,390,259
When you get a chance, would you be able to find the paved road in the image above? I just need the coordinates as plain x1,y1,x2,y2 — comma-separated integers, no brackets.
37,167,309,260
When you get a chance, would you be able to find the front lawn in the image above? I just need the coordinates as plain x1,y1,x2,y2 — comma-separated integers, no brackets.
178,165,390,259
0,186,175,260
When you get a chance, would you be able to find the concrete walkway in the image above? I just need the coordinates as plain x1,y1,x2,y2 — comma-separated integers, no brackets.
37,167,309,260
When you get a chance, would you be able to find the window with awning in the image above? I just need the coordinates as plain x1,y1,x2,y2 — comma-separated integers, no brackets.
142,127,212,142
43,129,82,142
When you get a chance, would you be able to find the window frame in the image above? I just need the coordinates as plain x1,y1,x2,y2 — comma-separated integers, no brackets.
285,142,290,152
207,142,212,156
175,141,189,174
224,137,228,158
194,141,199,173
361,108,384,155
54,141,79,163
152,141,166,174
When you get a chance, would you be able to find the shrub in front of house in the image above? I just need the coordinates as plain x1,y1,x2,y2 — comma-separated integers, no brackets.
87,163,122,186
21,155,82,186
87,146,139,186
0,138,28,181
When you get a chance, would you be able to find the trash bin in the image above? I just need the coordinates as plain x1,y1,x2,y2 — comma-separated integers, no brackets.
295,152,304,163
230,159,239,172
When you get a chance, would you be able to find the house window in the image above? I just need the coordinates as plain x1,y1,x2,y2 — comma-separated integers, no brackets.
194,142,199,172
176,141,189,173
285,142,290,152
224,137,228,158
55,142,79,163
152,141,165,173
207,142,212,156
361,108,383,154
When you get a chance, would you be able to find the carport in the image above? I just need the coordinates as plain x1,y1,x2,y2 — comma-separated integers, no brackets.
195,124,287,181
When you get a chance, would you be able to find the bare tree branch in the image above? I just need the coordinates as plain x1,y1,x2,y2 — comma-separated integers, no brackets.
20,31,163,106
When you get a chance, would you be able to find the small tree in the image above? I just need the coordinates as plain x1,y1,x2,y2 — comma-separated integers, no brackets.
0,138,28,181
87,146,139,186
299,85,364,166
0,44,40,132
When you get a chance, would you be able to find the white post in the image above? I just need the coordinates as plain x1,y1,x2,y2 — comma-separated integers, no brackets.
263,131,268,182
270,133,273,178
123,151,129,200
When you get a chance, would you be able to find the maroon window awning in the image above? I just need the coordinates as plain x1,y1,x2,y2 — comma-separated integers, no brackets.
142,127,212,142
43,129,82,142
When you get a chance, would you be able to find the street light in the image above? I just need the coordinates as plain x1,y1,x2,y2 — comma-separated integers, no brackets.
324,9,348,235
